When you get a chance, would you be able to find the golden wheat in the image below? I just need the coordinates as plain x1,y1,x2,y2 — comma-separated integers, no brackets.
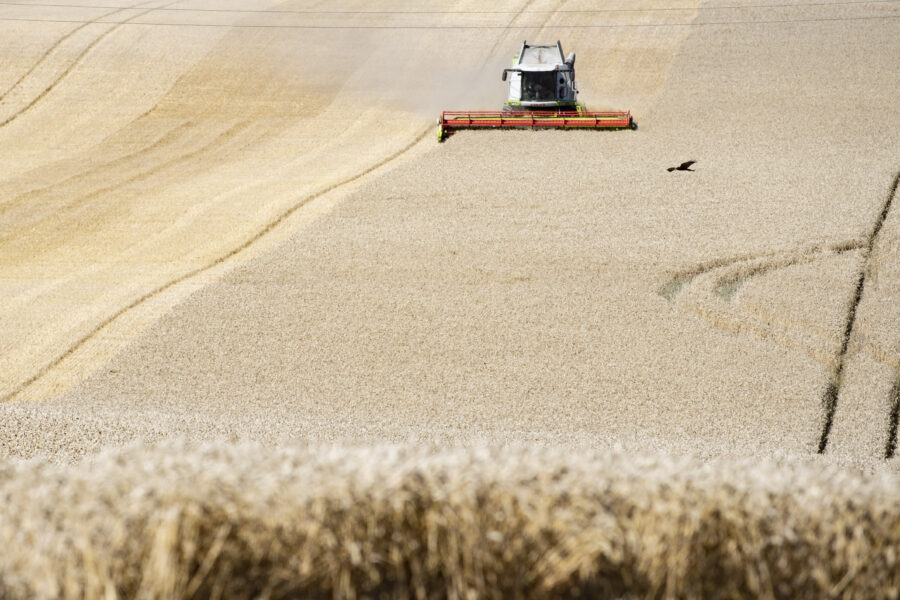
1,2,900,597
1,442,899,600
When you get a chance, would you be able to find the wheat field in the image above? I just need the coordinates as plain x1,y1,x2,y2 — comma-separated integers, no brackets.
1,0,899,596
4,442,900,599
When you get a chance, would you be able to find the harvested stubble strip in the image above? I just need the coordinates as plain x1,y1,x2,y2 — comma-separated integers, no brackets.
1,443,899,599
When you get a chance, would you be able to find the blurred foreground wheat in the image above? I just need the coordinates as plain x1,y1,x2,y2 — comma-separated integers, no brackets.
1,442,898,599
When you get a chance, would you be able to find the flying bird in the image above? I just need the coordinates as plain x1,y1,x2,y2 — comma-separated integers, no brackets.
667,160,696,172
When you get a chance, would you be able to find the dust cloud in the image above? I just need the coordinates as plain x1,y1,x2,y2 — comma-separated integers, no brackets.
252,27,528,118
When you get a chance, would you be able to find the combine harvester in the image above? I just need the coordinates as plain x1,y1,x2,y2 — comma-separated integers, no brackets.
438,41,634,142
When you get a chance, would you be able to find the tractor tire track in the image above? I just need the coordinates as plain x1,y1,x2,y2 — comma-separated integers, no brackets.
2,0,564,402
737,295,861,358
818,170,900,455
0,0,152,103
0,0,180,130
660,238,863,301
0,117,192,212
0,118,262,339
661,247,804,301
0,125,433,403
884,379,900,458
482,0,563,66
679,296,846,372
709,241,863,300
658,174,900,458
661,240,866,403
0,120,252,247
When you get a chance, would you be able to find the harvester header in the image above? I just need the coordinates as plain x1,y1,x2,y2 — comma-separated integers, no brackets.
438,40,634,141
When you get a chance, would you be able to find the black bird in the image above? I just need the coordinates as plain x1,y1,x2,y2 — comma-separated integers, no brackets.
667,160,696,172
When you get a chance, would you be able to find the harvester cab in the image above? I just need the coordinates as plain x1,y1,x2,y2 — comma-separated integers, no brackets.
502,41,578,112
438,40,633,141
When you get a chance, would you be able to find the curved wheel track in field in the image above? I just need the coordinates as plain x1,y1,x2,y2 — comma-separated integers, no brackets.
0,120,254,246
0,117,193,213
483,0,542,63
660,239,864,368
0,0,584,404
0,125,433,403
885,379,900,458
0,0,180,129
821,171,900,457
0,0,150,101
662,171,900,458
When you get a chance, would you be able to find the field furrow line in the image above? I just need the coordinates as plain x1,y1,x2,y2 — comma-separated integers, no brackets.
657,170,900,457
0,120,249,248
662,246,814,301
819,170,900,456
660,238,863,301
0,118,265,342
709,241,863,300
678,297,840,373
0,117,192,212
0,0,152,103
737,300,849,355
0,125,432,403
0,0,180,129
483,0,542,63
884,379,900,458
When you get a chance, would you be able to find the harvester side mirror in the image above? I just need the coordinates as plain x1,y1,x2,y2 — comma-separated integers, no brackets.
565,52,576,67
502,70,508,81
